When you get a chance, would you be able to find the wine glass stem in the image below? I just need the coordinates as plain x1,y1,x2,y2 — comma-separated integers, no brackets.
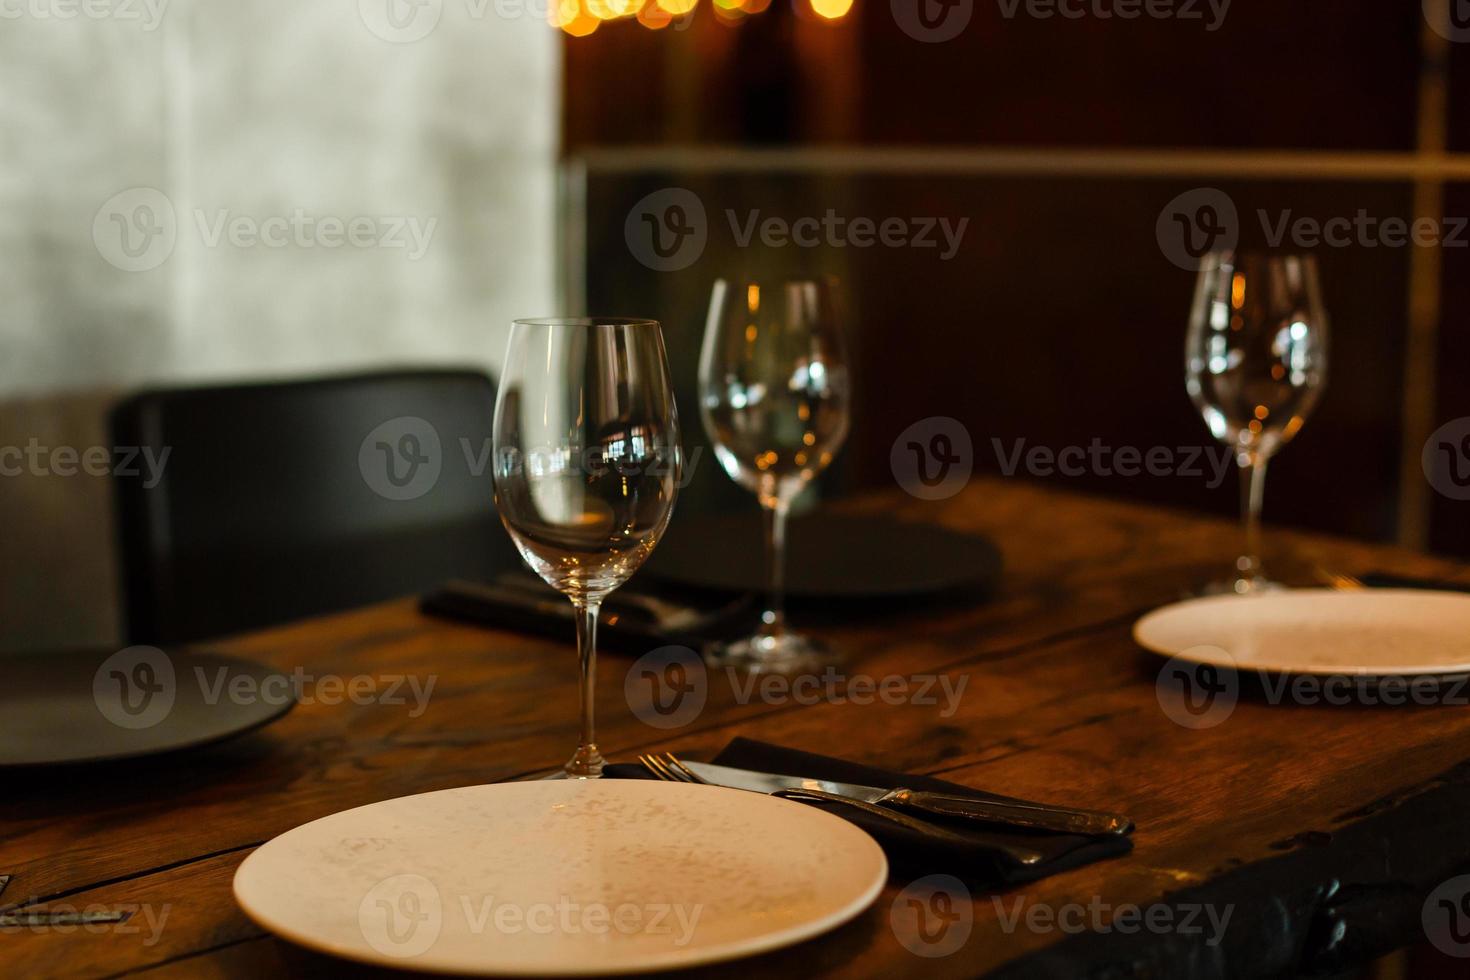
565,599,605,778
1237,452,1268,587
760,499,789,636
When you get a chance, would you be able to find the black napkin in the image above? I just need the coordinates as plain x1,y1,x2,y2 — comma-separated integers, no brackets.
607,738,1133,886
420,575,754,654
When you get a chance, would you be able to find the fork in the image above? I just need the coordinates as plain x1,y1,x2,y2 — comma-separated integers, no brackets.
636,752,1043,866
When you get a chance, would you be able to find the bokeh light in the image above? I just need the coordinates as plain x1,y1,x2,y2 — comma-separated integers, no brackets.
587,0,639,18
637,0,673,27
809,0,852,17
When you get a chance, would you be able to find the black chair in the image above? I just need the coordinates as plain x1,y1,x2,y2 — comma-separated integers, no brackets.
110,369,519,645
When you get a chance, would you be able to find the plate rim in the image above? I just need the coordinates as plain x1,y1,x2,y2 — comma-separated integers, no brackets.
232,778,889,977
0,648,296,768
1133,588,1470,677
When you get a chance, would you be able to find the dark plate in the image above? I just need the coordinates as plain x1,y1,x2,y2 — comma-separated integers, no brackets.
0,647,295,767
644,512,1002,600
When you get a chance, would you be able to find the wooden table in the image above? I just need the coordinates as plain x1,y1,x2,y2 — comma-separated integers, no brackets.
10,479,1470,979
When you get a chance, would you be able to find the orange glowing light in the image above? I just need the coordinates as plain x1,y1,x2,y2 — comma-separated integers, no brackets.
562,8,600,33
809,0,852,17
657,0,696,13
1231,272,1246,309
747,284,760,312
638,1,672,26
587,0,638,17
742,0,772,11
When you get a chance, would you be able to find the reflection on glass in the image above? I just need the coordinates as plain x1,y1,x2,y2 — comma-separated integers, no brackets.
1186,252,1328,593
700,279,850,672
493,318,681,776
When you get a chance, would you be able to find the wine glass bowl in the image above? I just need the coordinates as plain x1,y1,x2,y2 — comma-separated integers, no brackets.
1185,252,1328,593
699,279,851,671
493,317,681,776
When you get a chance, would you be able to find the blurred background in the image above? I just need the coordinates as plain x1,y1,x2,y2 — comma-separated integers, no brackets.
4,0,1469,653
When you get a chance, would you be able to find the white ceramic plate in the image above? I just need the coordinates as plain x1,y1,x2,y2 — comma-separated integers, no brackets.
1133,588,1470,676
234,779,887,976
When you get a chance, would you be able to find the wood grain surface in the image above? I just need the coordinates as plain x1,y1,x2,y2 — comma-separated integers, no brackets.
8,478,1470,979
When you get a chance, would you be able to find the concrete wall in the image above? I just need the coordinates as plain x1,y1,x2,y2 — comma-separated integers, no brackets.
0,0,560,651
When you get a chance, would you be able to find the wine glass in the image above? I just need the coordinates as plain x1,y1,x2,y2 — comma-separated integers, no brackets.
493,318,682,778
1185,251,1328,594
699,278,851,672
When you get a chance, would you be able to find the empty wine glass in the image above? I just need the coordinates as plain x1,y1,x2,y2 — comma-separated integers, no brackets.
699,279,850,672
493,318,681,777
1185,252,1328,593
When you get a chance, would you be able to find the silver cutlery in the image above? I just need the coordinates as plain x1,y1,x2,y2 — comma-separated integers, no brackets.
637,753,1043,864
644,755,1131,837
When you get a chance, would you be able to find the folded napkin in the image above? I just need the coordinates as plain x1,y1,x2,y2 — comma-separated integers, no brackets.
420,575,754,654
606,738,1133,886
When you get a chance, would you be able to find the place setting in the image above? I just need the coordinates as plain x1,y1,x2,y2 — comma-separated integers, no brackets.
420,278,1002,665
232,293,1132,976
19,10,1470,976
1136,250,1470,689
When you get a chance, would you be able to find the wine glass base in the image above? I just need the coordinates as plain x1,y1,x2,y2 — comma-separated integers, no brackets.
1196,577,1288,597
557,744,605,779
706,632,838,675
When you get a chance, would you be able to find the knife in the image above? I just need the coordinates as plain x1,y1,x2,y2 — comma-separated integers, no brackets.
683,761,1132,837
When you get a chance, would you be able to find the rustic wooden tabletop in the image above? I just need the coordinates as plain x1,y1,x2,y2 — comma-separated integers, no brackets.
10,478,1470,978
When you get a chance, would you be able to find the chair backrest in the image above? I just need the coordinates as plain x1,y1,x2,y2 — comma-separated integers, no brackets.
110,369,518,644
